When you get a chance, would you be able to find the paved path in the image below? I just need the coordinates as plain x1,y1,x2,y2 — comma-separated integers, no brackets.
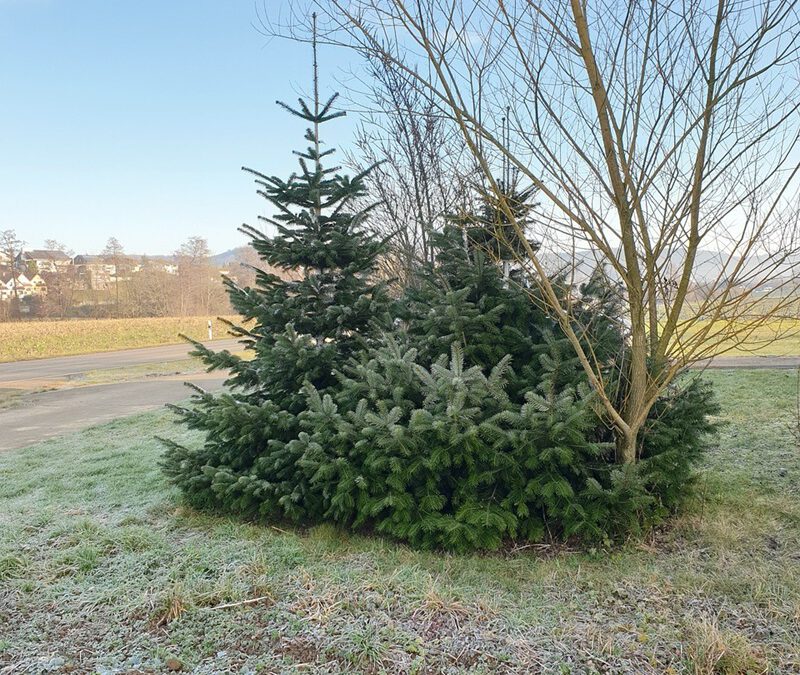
695,355,800,369
0,338,240,387
0,340,239,452
0,374,228,452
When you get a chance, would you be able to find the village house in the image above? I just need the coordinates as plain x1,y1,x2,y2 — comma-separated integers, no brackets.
0,273,48,301
0,277,12,302
129,257,178,275
17,249,72,274
72,254,117,290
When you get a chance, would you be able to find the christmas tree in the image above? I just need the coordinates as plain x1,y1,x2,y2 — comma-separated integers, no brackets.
398,186,625,404
162,17,390,519
460,178,539,272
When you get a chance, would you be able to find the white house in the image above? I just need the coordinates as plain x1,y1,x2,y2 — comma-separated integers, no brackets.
18,249,72,274
0,276,14,301
73,255,117,290
0,273,47,301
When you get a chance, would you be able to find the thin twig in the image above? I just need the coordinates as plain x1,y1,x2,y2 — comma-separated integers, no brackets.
206,595,273,611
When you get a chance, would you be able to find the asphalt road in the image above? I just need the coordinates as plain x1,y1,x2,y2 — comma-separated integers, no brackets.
0,340,238,452
0,374,227,452
694,355,800,369
0,338,240,387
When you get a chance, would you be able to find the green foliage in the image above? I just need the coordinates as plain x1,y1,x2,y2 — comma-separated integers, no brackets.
181,84,391,412
289,338,718,551
639,377,721,511
162,64,719,552
398,224,625,401
162,389,305,518
453,179,539,262
302,342,524,552
398,225,550,400
162,61,390,516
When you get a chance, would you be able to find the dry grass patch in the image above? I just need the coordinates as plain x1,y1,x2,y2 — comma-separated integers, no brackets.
685,618,768,674
0,316,240,362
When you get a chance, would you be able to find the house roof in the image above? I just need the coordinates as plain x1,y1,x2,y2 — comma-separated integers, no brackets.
23,249,71,261
0,274,34,286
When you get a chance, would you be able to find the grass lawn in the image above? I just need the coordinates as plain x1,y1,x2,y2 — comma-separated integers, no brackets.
0,317,239,363
0,389,25,411
1,371,799,674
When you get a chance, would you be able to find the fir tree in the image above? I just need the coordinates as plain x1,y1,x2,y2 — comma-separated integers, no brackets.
398,223,547,397
162,17,390,518
458,118,540,273
460,178,539,269
398,219,623,403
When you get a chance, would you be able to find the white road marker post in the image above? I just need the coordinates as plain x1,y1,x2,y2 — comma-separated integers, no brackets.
208,319,213,341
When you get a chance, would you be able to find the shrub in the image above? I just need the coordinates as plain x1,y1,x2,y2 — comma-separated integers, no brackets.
289,339,719,551
163,226,719,552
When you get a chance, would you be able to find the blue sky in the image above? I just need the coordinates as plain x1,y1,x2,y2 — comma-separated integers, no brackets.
0,0,358,255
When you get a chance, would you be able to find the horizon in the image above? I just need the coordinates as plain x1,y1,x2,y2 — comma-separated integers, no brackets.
0,0,358,256
2,240,245,260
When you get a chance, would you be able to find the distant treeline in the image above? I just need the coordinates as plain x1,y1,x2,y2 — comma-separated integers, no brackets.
0,233,265,322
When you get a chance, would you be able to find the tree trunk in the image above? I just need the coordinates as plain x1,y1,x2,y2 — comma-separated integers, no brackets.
616,424,639,465
619,298,649,464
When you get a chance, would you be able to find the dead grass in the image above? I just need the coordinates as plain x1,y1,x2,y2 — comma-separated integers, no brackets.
0,316,240,362
0,389,25,410
76,358,205,385
685,618,768,674
0,369,798,673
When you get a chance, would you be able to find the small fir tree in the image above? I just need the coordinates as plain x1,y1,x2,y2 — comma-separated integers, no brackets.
460,178,539,269
162,19,390,518
398,219,626,404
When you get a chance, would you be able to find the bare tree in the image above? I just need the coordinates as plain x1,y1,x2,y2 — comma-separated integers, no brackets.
0,229,24,318
127,256,176,317
44,239,71,255
346,54,475,283
102,237,126,317
40,239,76,318
174,236,214,316
226,246,262,288
298,0,800,463
102,237,125,260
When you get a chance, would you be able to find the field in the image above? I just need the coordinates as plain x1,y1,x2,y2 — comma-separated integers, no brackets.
0,317,239,363
680,316,800,357
4,314,800,366
1,369,799,673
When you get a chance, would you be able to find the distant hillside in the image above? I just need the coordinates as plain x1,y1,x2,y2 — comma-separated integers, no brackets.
123,248,245,268
538,245,797,288
211,248,245,267
207,244,787,288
